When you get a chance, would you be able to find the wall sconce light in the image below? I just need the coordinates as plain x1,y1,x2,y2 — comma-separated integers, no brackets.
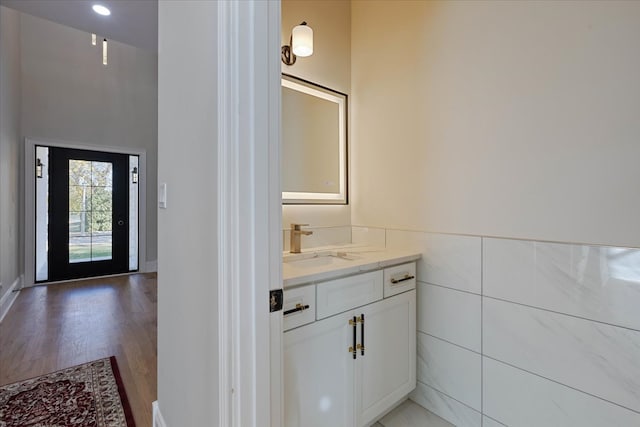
36,158,44,178
281,22,313,66
103,38,108,65
132,167,138,184
92,33,97,46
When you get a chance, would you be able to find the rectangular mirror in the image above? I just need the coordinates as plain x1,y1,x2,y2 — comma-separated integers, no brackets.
282,74,347,204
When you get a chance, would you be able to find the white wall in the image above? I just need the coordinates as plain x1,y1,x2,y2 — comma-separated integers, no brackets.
19,13,158,263
351,0,640,248
350,2,640,425
281,0,352,232
0,5,22,302
157,1,218,425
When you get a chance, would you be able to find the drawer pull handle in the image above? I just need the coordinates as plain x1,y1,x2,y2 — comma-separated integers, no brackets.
390,274,415,284
283,303,310,316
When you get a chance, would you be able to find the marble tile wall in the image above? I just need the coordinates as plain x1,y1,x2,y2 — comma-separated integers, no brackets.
385,229,484,426
481,416,506,427
417,283,481,353
483,239,640,331
411,382,482,427
417,333,482,411
382,229,640,427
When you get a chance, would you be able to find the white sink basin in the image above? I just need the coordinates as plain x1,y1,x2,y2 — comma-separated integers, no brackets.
283,250,364,269
285,254,353,269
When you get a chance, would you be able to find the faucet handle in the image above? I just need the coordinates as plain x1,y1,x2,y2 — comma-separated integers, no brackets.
291,223,309,231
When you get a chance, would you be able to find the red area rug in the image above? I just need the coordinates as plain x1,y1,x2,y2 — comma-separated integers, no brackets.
0,356,135,427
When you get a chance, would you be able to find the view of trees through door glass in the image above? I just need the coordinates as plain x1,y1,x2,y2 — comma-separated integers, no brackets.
68,160,113,262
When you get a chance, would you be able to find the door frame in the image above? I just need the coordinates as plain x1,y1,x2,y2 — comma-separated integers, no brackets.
24,137,148,287
48,147,130,281
216,0,283,425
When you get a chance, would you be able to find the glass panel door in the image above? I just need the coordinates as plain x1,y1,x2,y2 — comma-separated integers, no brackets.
68,160,114,263
46,147,132,282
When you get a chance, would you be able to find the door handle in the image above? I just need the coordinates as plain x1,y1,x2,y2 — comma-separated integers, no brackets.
360,314,365,356
349,316,357,359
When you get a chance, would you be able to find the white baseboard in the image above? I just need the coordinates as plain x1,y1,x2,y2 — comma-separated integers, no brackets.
0,275,22,323
153,401,167,427
145,260,158,273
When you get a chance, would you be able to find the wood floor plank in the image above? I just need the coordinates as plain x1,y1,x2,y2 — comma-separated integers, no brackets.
0,273,157,427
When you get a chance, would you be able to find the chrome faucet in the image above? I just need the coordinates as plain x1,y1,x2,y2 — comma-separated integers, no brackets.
290,223,313,254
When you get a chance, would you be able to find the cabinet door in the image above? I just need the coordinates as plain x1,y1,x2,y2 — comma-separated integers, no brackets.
356,290,416,427
284,312,356,427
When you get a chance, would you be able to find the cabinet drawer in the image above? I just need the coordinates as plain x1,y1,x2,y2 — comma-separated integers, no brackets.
316,270,383,320
283,284,316,331
383,262,416,298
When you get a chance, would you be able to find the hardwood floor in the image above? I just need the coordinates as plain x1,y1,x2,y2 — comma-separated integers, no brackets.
0,273,157,427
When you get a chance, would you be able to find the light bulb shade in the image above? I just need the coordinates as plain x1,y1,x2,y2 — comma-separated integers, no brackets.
102,39,108,65
36,158,43,178
292,24,313,57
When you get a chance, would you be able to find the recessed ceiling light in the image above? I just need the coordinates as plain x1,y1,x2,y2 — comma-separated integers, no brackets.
92,4,111,16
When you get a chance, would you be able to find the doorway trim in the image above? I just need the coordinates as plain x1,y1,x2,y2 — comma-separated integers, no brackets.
24,137,148,287
216,0,283,425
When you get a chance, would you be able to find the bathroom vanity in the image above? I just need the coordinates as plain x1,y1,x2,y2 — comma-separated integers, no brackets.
282,247,420,427
280,61,420,427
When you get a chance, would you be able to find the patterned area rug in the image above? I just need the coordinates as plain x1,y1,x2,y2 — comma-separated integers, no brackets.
0,357,135,427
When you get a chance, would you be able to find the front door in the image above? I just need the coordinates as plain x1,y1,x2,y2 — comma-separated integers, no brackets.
48,147,131,281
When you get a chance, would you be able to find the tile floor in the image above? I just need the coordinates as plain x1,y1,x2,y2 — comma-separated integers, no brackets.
375,400,454,427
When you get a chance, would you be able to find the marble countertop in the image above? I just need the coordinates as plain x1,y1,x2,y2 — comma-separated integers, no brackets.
283,245,421,288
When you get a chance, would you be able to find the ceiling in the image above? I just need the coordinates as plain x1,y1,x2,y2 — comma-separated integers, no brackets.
0,0,157,51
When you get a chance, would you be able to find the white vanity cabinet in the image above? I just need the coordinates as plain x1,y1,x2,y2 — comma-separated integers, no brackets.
356,289,416,426
284,308,356,427
284,262,416,427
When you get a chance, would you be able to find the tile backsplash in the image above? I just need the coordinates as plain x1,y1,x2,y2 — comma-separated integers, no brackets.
381,229,640,427
387,231,481,294
351,226,386,247
282,225,351,252
281,225,386,252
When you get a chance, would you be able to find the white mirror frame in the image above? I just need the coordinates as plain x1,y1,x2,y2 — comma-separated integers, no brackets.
281,75,347,204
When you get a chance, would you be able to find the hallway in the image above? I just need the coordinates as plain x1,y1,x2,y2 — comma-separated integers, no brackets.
0,273,157,427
